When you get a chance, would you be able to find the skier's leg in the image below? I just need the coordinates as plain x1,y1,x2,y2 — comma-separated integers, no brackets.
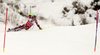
7,24,26,32
15,24,26,31
7,28,16,32
25,25,30,30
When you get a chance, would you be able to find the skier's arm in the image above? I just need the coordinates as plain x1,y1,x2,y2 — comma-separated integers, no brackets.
35,19,42,30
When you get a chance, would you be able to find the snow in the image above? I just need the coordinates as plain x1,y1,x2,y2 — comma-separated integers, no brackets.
72,14,82,25
19,0,98,26
85,9,96,24
0,0,100,55
78,0,93,7
1,0,99,26
0,23,100,55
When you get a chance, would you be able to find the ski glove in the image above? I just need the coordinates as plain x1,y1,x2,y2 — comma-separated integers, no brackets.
39,27,43,30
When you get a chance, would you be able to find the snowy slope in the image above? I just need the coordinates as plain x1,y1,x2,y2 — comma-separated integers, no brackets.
0,23,100,55
0,0,100,55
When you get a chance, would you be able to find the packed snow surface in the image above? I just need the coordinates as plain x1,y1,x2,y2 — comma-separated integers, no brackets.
0,23,100,55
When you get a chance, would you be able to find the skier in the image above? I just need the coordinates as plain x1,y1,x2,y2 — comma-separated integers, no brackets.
7,13,43,32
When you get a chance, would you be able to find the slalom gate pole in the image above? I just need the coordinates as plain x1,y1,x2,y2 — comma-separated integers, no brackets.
94,9,99,52
30,6,31,14
3,8,8,52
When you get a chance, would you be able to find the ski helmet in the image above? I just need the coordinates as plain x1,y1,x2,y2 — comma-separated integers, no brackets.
29,13,34,16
